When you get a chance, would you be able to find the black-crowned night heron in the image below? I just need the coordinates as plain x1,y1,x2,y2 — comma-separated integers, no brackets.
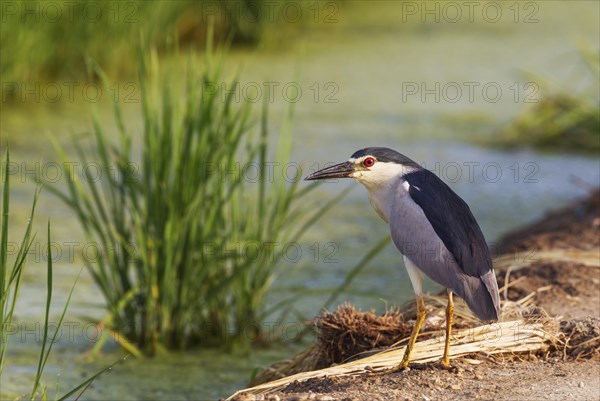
305,147,500,369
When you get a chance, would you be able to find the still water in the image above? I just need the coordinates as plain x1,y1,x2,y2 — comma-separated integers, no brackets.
2,2,599,400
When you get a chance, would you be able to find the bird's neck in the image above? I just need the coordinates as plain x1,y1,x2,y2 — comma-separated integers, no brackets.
363,179,400,224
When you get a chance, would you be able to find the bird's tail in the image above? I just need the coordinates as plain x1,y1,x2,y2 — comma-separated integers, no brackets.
460,270,501,322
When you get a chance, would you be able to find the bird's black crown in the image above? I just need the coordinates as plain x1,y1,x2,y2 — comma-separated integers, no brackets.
351,147,421,169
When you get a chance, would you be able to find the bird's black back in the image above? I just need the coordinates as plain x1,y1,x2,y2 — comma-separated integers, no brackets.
403,170,491,278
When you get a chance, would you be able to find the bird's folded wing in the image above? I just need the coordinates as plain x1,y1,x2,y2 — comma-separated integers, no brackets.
389,170,500,320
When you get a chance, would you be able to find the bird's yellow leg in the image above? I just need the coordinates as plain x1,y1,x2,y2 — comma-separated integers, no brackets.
441,290,454,367
399,295,426,369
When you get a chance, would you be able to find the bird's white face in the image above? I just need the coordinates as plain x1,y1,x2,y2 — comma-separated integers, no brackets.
303,150,419,223
348,155,416,190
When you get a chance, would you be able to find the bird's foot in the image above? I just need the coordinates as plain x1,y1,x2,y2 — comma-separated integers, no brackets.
365,363,409,377
434,359,459,373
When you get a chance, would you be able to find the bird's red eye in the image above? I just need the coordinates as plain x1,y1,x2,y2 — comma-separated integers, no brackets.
363,157,376,167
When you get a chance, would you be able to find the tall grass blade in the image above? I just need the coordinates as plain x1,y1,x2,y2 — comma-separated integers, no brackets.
31,222,54,399
1,148,8,293
1,150,41,374
1,149,112,399
57,356,128,401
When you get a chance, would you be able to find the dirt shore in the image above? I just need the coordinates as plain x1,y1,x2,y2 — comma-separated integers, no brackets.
229,190,600,401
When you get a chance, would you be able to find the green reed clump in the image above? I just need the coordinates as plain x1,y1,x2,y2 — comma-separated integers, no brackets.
1,0,304,88
48,48,339,354
498,94,599,152
496,47,599,153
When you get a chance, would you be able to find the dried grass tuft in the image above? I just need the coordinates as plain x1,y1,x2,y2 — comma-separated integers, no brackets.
317,303,412,365
558,317,600,360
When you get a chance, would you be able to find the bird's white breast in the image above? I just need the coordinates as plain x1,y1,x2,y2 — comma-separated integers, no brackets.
365,177,411,224
367,189,390,223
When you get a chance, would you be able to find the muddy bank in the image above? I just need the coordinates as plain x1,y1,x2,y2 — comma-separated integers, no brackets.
235,359,599,401
228,190,600,401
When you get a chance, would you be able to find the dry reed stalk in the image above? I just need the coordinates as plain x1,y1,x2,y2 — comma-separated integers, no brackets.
228,317,557,398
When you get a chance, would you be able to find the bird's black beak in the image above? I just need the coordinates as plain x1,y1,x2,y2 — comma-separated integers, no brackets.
304,161,355,181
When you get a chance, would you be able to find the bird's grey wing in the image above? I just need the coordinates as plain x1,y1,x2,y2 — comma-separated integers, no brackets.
389,170,500,321
402,170,492,278
387,180,468,294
